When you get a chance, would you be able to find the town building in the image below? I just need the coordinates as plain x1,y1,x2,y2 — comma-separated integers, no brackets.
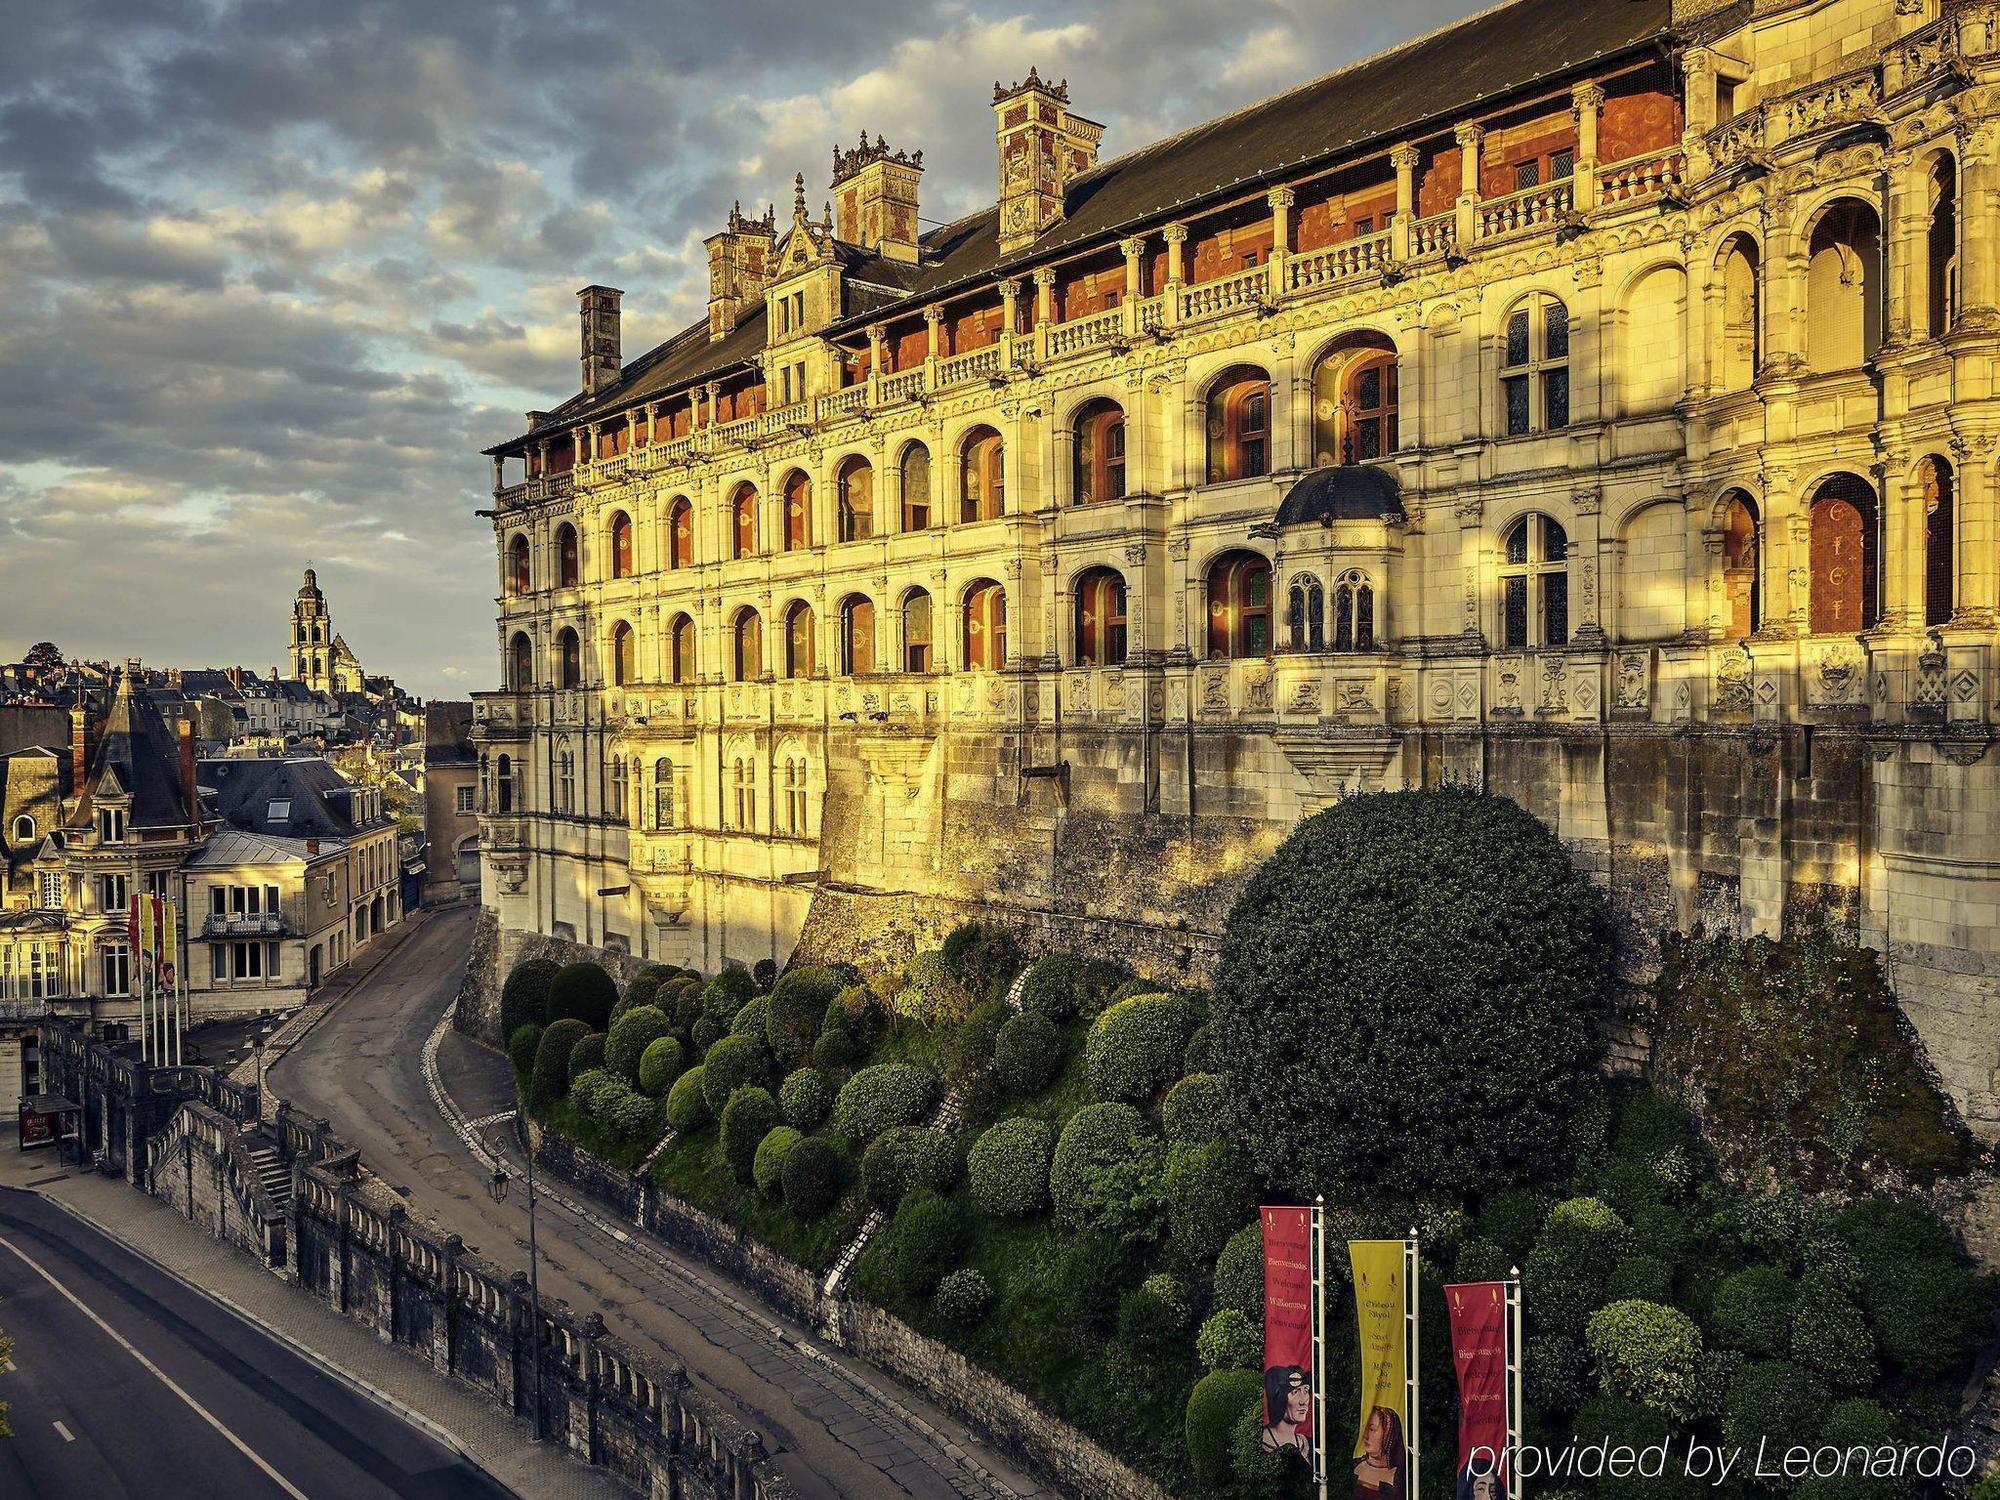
421,702,481,904
473,0,2000,1138
289,568,367,697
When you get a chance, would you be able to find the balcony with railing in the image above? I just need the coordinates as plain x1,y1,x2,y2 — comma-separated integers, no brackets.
1286,228,1392,293
877,368,925,406
1180,262,1272,322
1596,150,1687,207
936,344,1001,388
492,470,575,508
1049,309,1124,358
818,386,868,423
1477,177,1577,242
202,912,291,939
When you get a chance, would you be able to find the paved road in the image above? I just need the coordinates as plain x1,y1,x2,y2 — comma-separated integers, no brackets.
269,905,1040,1500
0,1187,508,1500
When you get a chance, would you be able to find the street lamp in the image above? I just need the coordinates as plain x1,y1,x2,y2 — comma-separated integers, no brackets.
487,1154,546,1440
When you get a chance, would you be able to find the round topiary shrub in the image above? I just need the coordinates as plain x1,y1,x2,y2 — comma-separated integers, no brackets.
1085,993,1195,1103
886,1188,959,1298
1455,1237,1513,1285
701,1033,770,1117
1606,1254,1674,1303
1481,1187,1552,1259
1163,1073,1229,1143
690,1013,728,1056
779,1068,835,1130
754,1125,802,1196
1213,1219,1263,1321
967,1117,1054,1219
530,1018,590,1109
1164,1140,1255,1268
665,1066,711,1132
810,1029,857,1070
1527,1333,1592,1417
1862,1255,1991,1382
993,1013,1062,1096
933,1267,993,1327
1197,1307,1263,1370
507,1023,543,1078
1585,1298,1704,1421
1049,1102,1147,1227
1019,951,1084,1023
703,966,757,1018
895,951,975,1028
567,1031,606,1083
1525,1196,1630,1338
547,962,618,1032
1185,1368,1262,1488
731,995,770,1041
1213,787,1611,1201
947,999,1011,1083
719,1087,782,1185
637,1035,685,1098
1143,1271,1194,1328
659,976,703,1031
606,1005,672,1085
571,1068,616,1119
752,957,777,991
766,965,840,1068
781,1137,842,1220
861,1126,959,1212
1183,1023,1216,1076
1711,1266,1794,1357
501,959,560,1042
623,973,660,1011
1789,1274,1875,1391
1630,1203,1691,1263
1723,1360,1830,1463
835,1064,938,1142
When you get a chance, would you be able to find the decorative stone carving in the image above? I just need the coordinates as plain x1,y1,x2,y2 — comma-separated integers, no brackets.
1615,651,1651,711
1494,656,1525,716
1199,669,1230,715
1715,652,1753,711
1245,667,1274,713
1288,677,1323,715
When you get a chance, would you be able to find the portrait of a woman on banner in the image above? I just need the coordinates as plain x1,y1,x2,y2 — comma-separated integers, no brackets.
1352,1404,1406,1500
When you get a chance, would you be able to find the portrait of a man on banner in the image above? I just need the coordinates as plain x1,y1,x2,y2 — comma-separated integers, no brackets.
1260,1206,1316,1462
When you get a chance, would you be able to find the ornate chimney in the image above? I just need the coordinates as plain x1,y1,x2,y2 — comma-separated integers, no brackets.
577,285,623,395
705,202,778,341
993,69,1104,252
831,132,924,264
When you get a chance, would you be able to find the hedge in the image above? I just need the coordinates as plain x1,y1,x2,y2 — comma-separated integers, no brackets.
665,1066,712,1132
606,1005,672,1085
1185,1369,1262,1488
753,1126,802,1196
701,1034,769,1117
862,1126,959,1212
934,1267,994,1326
967,1117,1054,1218
1585,1298,1703,1421
1213,1220,1263,1321
1084,993,1194,1103
993,1013,1062,1096
835,1064,938,1142
531,1019,589,1109
637,1036,684,1098
1049,1102,1147,1227
567,1032,606,1083
778,1068,834,1130
719,1088,781,1185
1197,1308,1263,1371
1162,1073,1228,1143
766,965,841,1068
501,959,559,1041
548,962,618,1032
507,1023,543,1078
781,1137,842,1221
1164,1140,1255,1269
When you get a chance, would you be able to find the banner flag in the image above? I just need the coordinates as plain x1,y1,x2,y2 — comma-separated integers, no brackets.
1350,1239,1410,1500
155,897,178,989
1448,1282,1510,1499
1261,1206,1318,1468
126,894,141,963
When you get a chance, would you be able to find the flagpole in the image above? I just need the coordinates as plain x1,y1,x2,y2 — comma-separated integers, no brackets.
1508,1268,1525,1500
1406,1230,1421,1500
1313,1197,1327,1500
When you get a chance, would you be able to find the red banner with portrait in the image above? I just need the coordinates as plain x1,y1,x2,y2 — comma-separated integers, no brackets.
1261,1206,1316,1465
1447,1281,1510,1499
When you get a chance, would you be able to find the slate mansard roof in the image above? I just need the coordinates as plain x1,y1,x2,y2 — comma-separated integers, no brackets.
197,757,386,841
491,0,1673,454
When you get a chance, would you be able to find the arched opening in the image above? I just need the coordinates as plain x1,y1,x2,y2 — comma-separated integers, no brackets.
732,609,764,681
959,427,1004,523
1310,334,1398,466
1806,200,1884,371
509,534,531,594
837,456,874,542
556,523,579,588
1072,399,1126,504
668,497,694,569
782,470,811,551
1331,570,1376,651
1500,514,1570,648
557,627,581,688
839,595,876,676
1501,295,1570,435
1073,568,1128,666
669,614,696,684
900,443,932,531
1206,551,1273,659
653,758,676,829
1717,236,1761,391
610,621,634,686
783,601,815,678
962,580,1007,669
731,484,759,559
556,747,575,814
729,754,757,831
1721,492,1761,640
607,756,627,821
11,814,35,845
1928,156,1959,338
782,754,811,836
496,754,514,813
1205,366,1272,482
1808,472,1880,634
609,511,633,578
1921,456,1955,627
1287,574,1325,652
902,589,934,672
508,632,534,691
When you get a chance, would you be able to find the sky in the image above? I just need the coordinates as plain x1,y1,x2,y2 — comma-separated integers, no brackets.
0,0,1488,701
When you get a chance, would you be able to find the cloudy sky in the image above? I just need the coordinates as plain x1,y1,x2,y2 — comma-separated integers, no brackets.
0,0,1486,700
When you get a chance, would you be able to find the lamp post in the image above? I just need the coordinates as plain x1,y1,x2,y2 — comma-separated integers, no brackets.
488,1155,546,1440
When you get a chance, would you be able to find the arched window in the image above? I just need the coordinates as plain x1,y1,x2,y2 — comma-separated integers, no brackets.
653,758,676,829
1502,295,1570,435
607,756,626,821
1073,568,1128,666
782,470,811,551
1331,570,1376,652
1311,338,1399,465
837,457,873,542
960,427,1004,522
1500,515,1570,648
1922,457,1955,628
610,621,635,686
1073,400,1126,504
840,596,875,676
669,614,696,684
1288,576,1325,652
478,754,490,813
508,632,534,691
731,484,759,559
11,814,35,845
1807,201,1883,371
556,523,579,588
496,754,514,813
557,626,581,688
1206,551,1273,659
1809,473,1880,634
784,601,815,678
963,581,1007,670
509,534,531,594
900,443,932,530
1205,367,1272,482
1721,492,1761,640
609,512,633,578
733,609,764,681
556,747,575,815
903,589,934,672
731,756,757,832
1928,156,1959,339
668,497,693,569
1717,237,1761,391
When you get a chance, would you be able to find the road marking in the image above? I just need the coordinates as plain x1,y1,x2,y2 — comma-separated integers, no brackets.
52,1420,73,1442
0,1235,312,1500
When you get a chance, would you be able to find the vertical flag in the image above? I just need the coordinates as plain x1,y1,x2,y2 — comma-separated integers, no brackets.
1448,1281,1511,1500
1350,1239,1414,1500
127,894,148,1062
1261,1206,1320,1474
155,897,178,990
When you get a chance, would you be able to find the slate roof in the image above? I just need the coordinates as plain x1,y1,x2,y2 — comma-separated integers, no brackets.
489,0,1673,454
1275,465,1407,526
196,757,384,840
75,673,191,830
184,826,330,869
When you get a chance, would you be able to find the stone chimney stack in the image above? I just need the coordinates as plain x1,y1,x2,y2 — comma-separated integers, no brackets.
705,202,778,341
178,715,199,826
577,285,623,395
69,702,94,796
831,133,924,264
993,69,1104,252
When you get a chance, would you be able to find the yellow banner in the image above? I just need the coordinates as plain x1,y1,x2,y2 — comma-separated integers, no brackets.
1349,1239,1409,1490
138,897,156,963
157,899,178,986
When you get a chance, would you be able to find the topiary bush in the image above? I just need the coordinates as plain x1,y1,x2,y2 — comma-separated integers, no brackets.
701,1033,769,1117
623,973,660,1011
606,1005,672,1085
885,1188,959,1297
1789,1272,1875,1391
501,959,559,1042
637,1035,684,1098
1481,1187,1551,1259
703,966,757,1019
778,1068,834,1130
1197,1308,1263,1371
1213,1219,1263,1321
660,976,703,1031
507,1023,543,1078
1163,1140,1255,1269
1710,1265,1794,1357
665,1066,711,1132
947,999,1011,1083
1182,1023,1216,1076
1630,1203,1692,1263
940,922,1022,1005
861,1126,959,1212
1185,1368,1262,1489
895,951,975,1028
1162,1073,1229,1143
781,1137,842,1220
765,965,841,1068
571,1068,617,1119
1019,951,1085,1023
1085,993,1195,1103
1606,1253,1674,1303
567,1031,606,1083
1525,1196,1629,1337
1050,1101,1148,1227
547,962,618,1032
993,1012,1062,1096
731,995,770,1042
967,1117,1054,1218
689,1013,728,1056
1213,788,1610,1201
753,1126,802,1196
933,1267,994,1327
752,957,777,991
835,1063,938,1142
1585,1298,1704,1421
1723,1359,1830,1463
719,1087,782,1185
531,1018,589,1108
1455,1237,1513,1285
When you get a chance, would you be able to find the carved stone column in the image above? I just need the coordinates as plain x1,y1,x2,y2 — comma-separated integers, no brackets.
1390,143,1421,260
1956,123,2000,329
1571,82,1605,210
1266,187,1293,300
1454,123,1485,249
1950,433,1998,624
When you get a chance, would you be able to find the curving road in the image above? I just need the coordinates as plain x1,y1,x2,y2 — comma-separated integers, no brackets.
268,905,1042,1500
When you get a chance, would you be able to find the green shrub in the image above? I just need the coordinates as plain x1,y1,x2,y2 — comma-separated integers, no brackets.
1835,1195,1954,1272
1630,1203,1692,1263
1049,1102,1148,1226
606,1005,672,1085
571,1068,616,1118
731,995,770,1042
1607,1254,1674,1303
810,1029,856,1069
1196,1308,1262,1371
1085,994,1195,1103
1863,1254,1993,1382
967,1117,1054,1218
1143,1271,1194,1328
1232,1399,1285,1488
894,951,975,1028
1798,1399,1904,1500
1213,787,1610,1201
1723,1360,1829,1463
1163,1140,1254,1269
547,962,618,1031
1052,1226,1145,1330
861,1126,958,1212
781,1137,842,1220
1117,1283,1186,1368
719,1087,781,1185
701,1033,769,1117
940,922,1022,1004
507,1023,543,1078
835,1064,938,1142
637,1035,684,1098
689,1013,728,1055
1213,1220,1263,1321
531,1019,589,1108
623,973,660,1010
1527,1333,1592,1416
1692,1347,1744,1423
1525,1197,1629,1337
1789,1273,1875,1390
501,959,559,1041
1162,1073,1229,1144
665,1066,711,1132
933,1267,993,1326
1455,1236,1513,1284
1185,1369,1262,1488
1019,951,1084,1023
948,999,1011,1083
703,966,757,1017
778,1068,834,1130
1481,1187,1551,1258
1586,1298,1703,1421
656,976,701,1030
1711,1266,1794,1357
1182,1023,1215,1075
765,965,840,1068
993,1013,1062,1096
753,1126,802,1195
567,1031,606,1083
886,1188,959,1297
605,1083,660,1140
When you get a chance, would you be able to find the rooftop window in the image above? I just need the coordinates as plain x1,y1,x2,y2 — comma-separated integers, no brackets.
267,799,291,821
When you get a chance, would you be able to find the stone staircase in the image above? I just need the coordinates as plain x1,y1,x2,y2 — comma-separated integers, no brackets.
244,1139,293,1215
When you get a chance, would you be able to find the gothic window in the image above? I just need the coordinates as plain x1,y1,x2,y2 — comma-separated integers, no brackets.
509,534,532,594
1928,156,1960,339
477,754,490,814
609,511,633,578
556,524,579,588
1499,514,1569,648
903,589,934,672
784,601,816,678
669,614,696,683
1717,237,1761,391
900,443,932,531
840,595,875,676
1721,492,1761,640
1073,400,1126,504
731,757,757,832
1501,295,1570,435
783,470,811,551
1809,473,1880,634
557,748,575,815
731,484,759,558
1205,367,1272,482
781,756,809,836
496,754,514,813
733,608,764,681
1287,575,1325,652
607,756,626,821
959,427,1004,522
837,456,873,542
654,758,676,829
962,581,1007,670
1331,569,1376,652
1922,457,1955,628
668,497,694,568
1312,339,1400,466
610,621,635,686
1073,568,1128,666
557,627,581,688
509,632,534,691
1206,551,1273,659
1806,200,1883,371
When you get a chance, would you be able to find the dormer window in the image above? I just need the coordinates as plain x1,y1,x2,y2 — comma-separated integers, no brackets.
97,807,125,844
267,799,291,822
11,814,34,845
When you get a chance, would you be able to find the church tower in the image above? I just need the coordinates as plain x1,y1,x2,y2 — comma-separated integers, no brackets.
291,568,333,693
